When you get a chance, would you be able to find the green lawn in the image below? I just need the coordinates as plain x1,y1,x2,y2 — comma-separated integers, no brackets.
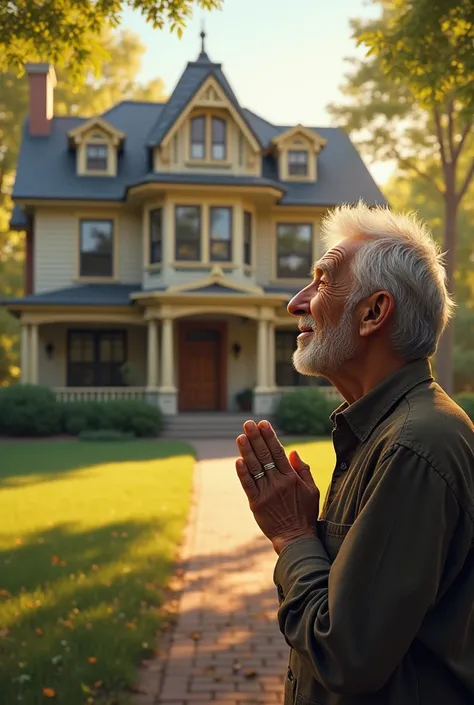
0,440,195,705
283,438,336,505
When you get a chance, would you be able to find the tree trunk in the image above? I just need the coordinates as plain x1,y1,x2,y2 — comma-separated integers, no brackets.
435,191,457,396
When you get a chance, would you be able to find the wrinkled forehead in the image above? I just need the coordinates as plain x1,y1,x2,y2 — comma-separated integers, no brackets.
311,238,362,281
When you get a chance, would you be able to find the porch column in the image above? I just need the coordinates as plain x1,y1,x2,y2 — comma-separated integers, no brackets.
267,321,276,389
255,317,268,391
146,319,159,388
30,323,39,384
20,324,30,383
160,317,175,390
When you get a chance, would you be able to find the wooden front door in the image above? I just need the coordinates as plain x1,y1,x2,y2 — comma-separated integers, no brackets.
178,322,227,411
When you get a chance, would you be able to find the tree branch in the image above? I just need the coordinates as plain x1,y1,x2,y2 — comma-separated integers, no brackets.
454,120,473,161
457,157,474,205
434,106,448,173
391,147,443,195
447,99,455,162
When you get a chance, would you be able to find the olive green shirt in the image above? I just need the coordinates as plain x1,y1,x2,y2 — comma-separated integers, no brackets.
274,359,474,705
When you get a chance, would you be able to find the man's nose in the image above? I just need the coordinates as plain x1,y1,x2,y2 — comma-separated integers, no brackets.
287,287,311,316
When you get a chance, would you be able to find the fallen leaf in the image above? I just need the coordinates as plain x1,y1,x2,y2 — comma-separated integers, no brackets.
244,668,258,679
125,622,137,630
86,698,94,705
121,532,128,538
43,688,56,698
214,675,224,682
19,662,27,668
61,620,73,629
87,656,97,664
111,531,118,538
233,662,242,673
190,631,201,641
0,589,9,598
0,628,9,638
203,666,215,676
35,628,44,636
15,538,22,545
91,564,99,571
85,622,93,630
51,556,60,565
141,642,149,649
93,681,103,689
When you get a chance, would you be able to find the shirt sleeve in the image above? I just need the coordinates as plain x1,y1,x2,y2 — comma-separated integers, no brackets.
273,444,460,696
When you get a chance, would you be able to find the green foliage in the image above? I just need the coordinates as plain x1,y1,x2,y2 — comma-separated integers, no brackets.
454,393,474,421
0,384,62,437
62,399,164,437
78,429,136,441
275,388,333,437
235,388,253,411
0,0,222,79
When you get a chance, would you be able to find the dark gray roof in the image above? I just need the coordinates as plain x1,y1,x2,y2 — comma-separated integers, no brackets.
12,56,386,207
147,51,262,148
4,283,141,307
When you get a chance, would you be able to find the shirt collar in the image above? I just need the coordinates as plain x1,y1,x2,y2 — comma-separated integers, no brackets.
331,358,433,443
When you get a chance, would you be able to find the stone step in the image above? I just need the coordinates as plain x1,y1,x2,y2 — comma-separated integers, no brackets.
161,413,282,440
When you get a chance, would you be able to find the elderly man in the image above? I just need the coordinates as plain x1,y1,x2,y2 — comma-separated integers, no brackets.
235,204,474,705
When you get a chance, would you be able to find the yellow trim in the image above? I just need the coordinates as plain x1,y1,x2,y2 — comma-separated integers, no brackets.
143,198,165,268
127,182,283,202
132,291,287,309
68,117,125,143
271,124,327,151
270,213,321,285
75,212,119,282
13,309,140,324
160,75,261,154
166,264,263,294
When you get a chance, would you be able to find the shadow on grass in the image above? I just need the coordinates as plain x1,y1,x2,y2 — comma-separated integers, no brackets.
0,439,196,488
0,519,175,705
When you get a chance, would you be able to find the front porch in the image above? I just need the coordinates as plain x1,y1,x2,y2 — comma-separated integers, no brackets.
19,311,342,416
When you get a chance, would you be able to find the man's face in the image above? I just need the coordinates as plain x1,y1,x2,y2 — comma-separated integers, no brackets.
287,239,360,378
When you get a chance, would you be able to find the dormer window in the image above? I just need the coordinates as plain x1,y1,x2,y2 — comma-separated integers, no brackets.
190,116,206,159
288,150,308,177
211,118,226,160
86,143,109,171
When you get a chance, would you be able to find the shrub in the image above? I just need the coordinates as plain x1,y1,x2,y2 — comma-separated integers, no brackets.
455,393,474,422
235,388,253,411
61,398,163,437
275,388,333,436
78,429,136,441
0,384,62,437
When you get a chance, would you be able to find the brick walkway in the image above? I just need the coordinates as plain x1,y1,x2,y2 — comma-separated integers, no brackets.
146,440,288,705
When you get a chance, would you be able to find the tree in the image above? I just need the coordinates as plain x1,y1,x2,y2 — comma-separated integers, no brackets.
0,0,221,79
328,0,474,394
0,29,167,385
385,168,474,392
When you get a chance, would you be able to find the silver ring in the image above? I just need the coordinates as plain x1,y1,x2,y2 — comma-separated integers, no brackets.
263,462,276,471
253,471,266,480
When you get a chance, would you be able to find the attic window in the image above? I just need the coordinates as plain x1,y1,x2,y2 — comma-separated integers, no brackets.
288,150,308,177
86,143,108,171
211,118,226,160
190,116,206,159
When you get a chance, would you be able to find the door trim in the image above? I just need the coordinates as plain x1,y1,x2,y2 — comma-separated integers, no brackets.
178,321,228,411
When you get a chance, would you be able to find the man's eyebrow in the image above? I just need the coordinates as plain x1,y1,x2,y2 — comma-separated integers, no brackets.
310,260,334,280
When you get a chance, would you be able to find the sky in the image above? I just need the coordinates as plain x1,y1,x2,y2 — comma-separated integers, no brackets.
121,0,392,185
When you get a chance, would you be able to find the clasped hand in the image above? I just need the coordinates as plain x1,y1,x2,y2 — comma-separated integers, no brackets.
235,420,320,554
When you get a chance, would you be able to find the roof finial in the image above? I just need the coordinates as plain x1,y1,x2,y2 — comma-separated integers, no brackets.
200,24,206,55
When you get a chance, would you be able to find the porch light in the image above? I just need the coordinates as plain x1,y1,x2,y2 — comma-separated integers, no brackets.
231,342,242,359
45,342,55,360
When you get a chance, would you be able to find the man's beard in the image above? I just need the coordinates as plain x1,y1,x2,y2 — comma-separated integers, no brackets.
293,304,357,378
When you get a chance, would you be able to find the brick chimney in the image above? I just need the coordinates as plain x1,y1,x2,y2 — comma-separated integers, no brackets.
25,63,57,136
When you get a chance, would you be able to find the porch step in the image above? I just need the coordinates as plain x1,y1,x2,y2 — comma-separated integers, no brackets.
161,412,282,440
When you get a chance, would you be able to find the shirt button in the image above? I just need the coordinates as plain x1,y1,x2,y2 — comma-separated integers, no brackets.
340,462,348,470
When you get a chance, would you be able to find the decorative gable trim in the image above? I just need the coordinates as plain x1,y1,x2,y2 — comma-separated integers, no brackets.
160,75,261,154
271,124,327,152
166,265,263,294
67,117,125,147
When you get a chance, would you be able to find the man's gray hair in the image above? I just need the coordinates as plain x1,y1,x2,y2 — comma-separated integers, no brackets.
321,202,455,360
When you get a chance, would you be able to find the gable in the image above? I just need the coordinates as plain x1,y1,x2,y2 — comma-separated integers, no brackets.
272,124,327,153
68,117,125,146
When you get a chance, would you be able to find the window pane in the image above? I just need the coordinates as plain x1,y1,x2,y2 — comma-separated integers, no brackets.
211,118,226,160
190,117,205,159
210,207,232,262
244,211,252,265
288,150,308,176
149,208,162,264
277,223,312,278
175,206,201,261
68,330,126,387
80,220,113,277
86,144,108,170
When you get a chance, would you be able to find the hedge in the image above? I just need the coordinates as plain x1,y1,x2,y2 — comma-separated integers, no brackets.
275,387,333,436
0,385,164,438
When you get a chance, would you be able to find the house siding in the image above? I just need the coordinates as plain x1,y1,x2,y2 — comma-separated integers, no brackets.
34,210,76,293
255,209,273,286
118,212,142,284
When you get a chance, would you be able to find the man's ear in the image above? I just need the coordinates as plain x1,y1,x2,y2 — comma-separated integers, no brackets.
359,291,395,337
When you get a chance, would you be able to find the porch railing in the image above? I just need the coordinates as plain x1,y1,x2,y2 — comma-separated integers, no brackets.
54,387,148,403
